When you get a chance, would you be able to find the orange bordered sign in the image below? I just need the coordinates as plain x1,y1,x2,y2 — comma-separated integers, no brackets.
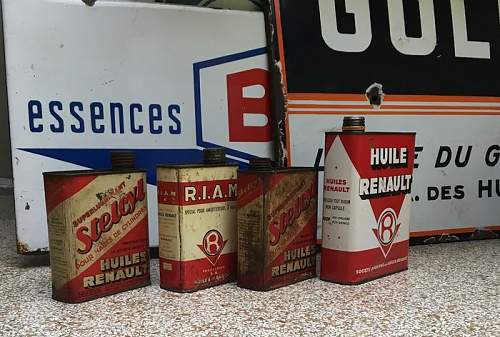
265,0,500,242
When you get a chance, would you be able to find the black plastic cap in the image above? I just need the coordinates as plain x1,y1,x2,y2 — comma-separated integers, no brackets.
203,148,226,164
342,116,366,132
111,151,136,170
249,157,273,170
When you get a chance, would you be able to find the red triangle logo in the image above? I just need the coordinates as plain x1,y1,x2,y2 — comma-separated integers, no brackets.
324,134,337,157
339,134,415,222
372,208,401,258
197,230,227,266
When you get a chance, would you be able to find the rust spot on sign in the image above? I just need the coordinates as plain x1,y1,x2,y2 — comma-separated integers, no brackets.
16,241,49,255
16,240,30,254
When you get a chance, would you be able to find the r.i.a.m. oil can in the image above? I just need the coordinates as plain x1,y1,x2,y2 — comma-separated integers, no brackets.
157,148,238,292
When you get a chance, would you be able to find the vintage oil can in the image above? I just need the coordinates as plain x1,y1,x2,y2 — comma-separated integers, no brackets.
237,158,318,291
157,148,238,292
44,151,150,303
321,117,416,284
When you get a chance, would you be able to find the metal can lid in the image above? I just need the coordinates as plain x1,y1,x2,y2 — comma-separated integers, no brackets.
111,151,136,170
249,157,273,170
203,148,226,164
342,116,366,132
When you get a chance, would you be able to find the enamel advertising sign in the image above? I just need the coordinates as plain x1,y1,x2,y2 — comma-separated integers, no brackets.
3,0,271,253
267,0,500,242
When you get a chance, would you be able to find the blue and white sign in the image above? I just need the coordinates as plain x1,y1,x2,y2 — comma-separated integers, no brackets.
2,0,271,252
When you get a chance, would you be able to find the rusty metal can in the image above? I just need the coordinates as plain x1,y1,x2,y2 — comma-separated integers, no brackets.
237,158,318,291
157,148,238,292
321,117,416,284
43,151,150,303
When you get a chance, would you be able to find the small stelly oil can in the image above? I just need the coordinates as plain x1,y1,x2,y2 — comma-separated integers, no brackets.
321,117,416,284
237,158,318,291
44,151,150,303
157,148,238,292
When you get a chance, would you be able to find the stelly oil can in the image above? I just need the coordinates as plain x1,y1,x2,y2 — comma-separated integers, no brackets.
43,151,150,303
157,148,238,292
321,117,416,284
237,158,318,291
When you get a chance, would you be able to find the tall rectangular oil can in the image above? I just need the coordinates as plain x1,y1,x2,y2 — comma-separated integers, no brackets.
157,148,238,292
321,117,416,284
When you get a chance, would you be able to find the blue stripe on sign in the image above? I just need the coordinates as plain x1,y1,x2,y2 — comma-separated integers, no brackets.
193,47,267,161
20,148,248,186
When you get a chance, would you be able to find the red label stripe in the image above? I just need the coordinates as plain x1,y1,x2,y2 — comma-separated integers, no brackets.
320,240,409,284
44,175,98,214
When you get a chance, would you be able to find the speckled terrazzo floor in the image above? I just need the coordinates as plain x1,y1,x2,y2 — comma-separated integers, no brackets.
0,195,498,337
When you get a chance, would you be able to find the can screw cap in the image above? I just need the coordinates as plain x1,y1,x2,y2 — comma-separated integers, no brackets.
249,157,273,170
203,148,227,164
111,151,136,170
342,116,366,132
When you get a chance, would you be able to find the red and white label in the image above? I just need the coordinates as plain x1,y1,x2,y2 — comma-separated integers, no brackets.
44,172,150,302
321,133,415,284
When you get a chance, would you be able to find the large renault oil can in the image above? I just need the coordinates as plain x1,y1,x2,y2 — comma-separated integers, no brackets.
321,117,416,284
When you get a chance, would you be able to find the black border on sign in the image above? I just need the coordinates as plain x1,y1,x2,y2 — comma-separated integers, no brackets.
265,0,500,245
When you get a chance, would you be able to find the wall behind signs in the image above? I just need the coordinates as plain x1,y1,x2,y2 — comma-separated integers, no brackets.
162,0,261,11
3,0,271,253
93,0,262,10
0,6,12,179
